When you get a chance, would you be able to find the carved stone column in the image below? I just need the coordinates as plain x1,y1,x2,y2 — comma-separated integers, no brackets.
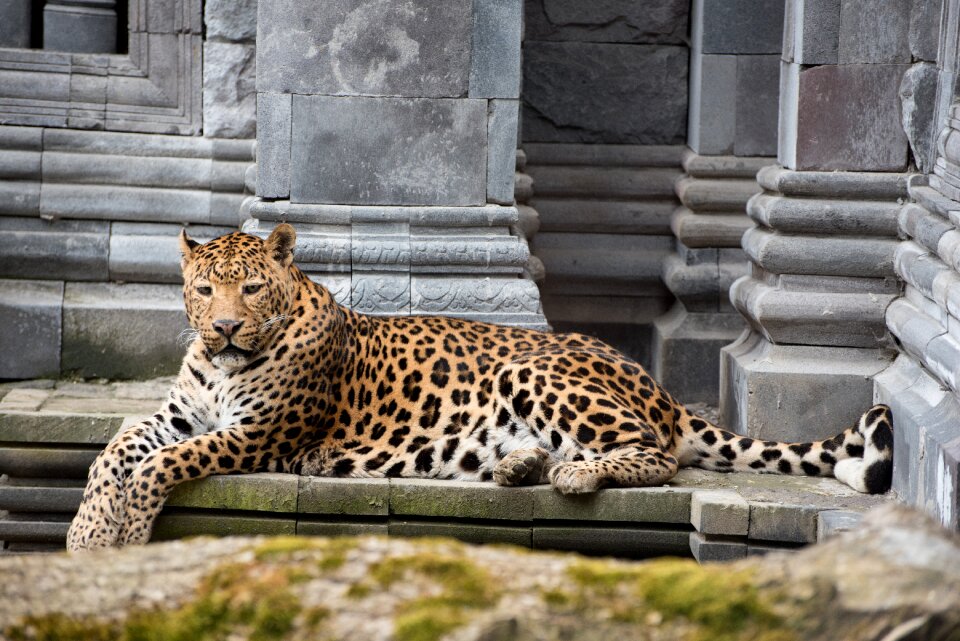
44,0,118,54
247,0,545,327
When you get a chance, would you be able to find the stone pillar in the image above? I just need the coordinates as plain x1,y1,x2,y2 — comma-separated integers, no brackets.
719,0,914,440
0,0,31,49
651,0,783,405
44,0,118,54
247,0,545,327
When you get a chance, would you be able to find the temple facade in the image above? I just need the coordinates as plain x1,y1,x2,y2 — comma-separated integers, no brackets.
0,0,957,528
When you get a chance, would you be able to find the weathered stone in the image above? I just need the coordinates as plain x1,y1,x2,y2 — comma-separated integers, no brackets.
532,526,690,558
741,227,897,277
389,521,531,547
524,0,689,44
532,485,692,523
782,0,840,65
690,490,750,536
526,165,680,199
532,199,674,235
688,53,737,155
689,532,748,562
43,2,117,54
109,223,235,284
297,522,388,537
694,0,785,54
389,479,534,521
167,474,299,513
0,447,96,478
255,92,292,199
298,477,389,516
290,95,486,206
0,217,109,282
750,502,819,543
735,55,780,157
257,0,471,97
0,0,31,48
470,0,521,98
838,0,910,64
203,41,256,139
205,0,257,42
152,513,296,540
0,519,69,544
523,142,685,167
487,100,519,204
522,42,688,144
0,280,63,379
0,486,82,512
909,0,942,62
817,510,863,540
0,413,123,445
900,62,938,173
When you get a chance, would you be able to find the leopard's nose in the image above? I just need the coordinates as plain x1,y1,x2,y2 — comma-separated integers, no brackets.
212,319,243,337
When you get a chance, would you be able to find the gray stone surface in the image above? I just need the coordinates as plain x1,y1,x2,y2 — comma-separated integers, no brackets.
298,522,388,537
741,228,897,277
0,447,95,478
205,0,258,42
817,510,863,541
688,54,737,155
689,532,748,562
532,526,690,558
900,62,938,173
389,520,531,547
203,41,256,139
838,0,911,63
167,474,299,513
109,223,235,284
389,479,534,521
522,42,688,144
290,96,486,206
0,217,109,282
0,0,31,48
487,100,520,204
694,0,786,54
735,55,780,157
257,0,471,97
750,502,819,543
524,0,689,44
470,0,521,99
909,0,941,62
0,280,63,380
152,513,297,540
782,0,840,65
43,2,117,54
690,489,750,536
255,92,291,199
532,486,692,523
299,477,389,516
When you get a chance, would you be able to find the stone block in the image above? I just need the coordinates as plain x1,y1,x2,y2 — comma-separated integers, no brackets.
0,280,63,379
748,194,900,236
203,42,256,139
389,520,531,547
694,0,785,54
688,54,737,155
42,151,212,190
297,521,388,536
166,474,299,513
255,92,291,199
782,0,840,65
298,477,389,516
0,181,40,217
742,228,897,278
409,277,547,328
61,282,187,379
689,489,750,536
532,199,674,235
910,0,942,62
527,165,680,200
389,479,534,521
735,55,780,157
109,223,234,284
205,0,257,42
0,0,30,48
523,142,686,167
781,63,910,171
689,532,748,563
838,0,910,63
0,413,122,445
257,0,470,97
487,100,520,204
40,183,212,224
43,3,116,54
757,164,909,200
524,0,689,44
816,509,862,541
291,95,486,206
152,513,296,541
531,485,691,523
470,0,521,98
0,519,69,544
749,502,819,543
532,526,690,558
0,447,97,479
900,62,938,174
0,217,109,282
0,150,41,182
0,486,82,512
522,42,688,144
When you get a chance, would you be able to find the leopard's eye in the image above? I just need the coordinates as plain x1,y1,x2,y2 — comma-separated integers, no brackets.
243,283,263,295
196,285,212,296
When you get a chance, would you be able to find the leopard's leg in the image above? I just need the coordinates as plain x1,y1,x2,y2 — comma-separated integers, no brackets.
549,445,679,494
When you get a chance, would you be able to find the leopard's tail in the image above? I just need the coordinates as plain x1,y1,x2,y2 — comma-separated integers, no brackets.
673,404,893,494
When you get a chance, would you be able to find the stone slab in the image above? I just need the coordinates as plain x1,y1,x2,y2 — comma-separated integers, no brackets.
203,41,256,139
749,502,819,543
838,0,910,64
735,55,780,157
532,526,691,558
389,520,531,547
690,489,750,536
689,532,748,562
298,477,389,516
297,521,388,537
255,92,291,199
0,279,63,379
0,0,31,48
0,447,97,479
694,0,785,54
522,42,688,144
900,62,938,174
782,0,840,65
0,217,109,282
487,100,520,204
152,513,297,541
470,0,521,99
257,0,471,97
0,519,69,544
167,474,299,513
43,4,117,54
290,95,486,206
524,0,688,44
205,0,257,42
531,485,692,523
389,479,534,521
688,53,737,155
816,509,863,541
0,486,82,513
0,413,123,445
909,0,941,62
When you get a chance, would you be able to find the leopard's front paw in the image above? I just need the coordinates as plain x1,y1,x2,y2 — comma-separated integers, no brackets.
548,461,603,494
494,447,550,486
66,482,125,552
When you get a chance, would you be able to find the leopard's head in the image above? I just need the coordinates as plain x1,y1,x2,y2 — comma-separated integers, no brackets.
179,224,298,370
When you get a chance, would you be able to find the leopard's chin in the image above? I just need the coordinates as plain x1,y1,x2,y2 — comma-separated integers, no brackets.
210,345,255,371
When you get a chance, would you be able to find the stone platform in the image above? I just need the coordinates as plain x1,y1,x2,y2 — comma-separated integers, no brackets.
0,379,893,561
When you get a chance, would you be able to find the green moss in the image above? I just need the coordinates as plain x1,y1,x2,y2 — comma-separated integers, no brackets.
5,614,115,641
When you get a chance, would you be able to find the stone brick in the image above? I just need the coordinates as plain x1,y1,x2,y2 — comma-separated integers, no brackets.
0,486,82,513
749,502,819,543
470,0,521,98
297,521,388,536
152,513,296,541
782,0,840,65
0,217,109,282
522,42,688,144
0,447,96,479
816,509,863,541
735,55,780,157
205,0,257,42
524,0,688,44
0,280,62,379
255,92,291,199
0,413,122,445
910,0,942,62
298,477,389,516
389,520,532,546
690,490,750,536
688,54,737,155
532,526,690,558
487,100,520,204
838,0,910,64
694,0,785,54
532,485,691,523
257,0,470,97
203,42,256,139
689,532,748,562
0,519,69,545
43,3,116,54
0,0,31,48
389,479,534,521
290,95,486,206
166,474,299,513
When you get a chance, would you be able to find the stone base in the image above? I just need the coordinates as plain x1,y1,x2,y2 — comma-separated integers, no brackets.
874,355,960,530
720,331,894,441
651,304,745,406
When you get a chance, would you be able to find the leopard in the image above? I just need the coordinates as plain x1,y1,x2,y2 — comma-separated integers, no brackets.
66,224,894,551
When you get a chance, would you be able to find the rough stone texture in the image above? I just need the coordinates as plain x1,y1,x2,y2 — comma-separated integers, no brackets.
910,0,942,62
205,0,258,42
781,63,910,171
0,217,109,282
533,526,690,557
694,0,785,54
687,53,737,155
43,3,117,54
470,0,521,99
256,92,292,199
298,477,389,516
0,280,63,380
735,55,780,157
524,0,689,44
900,62,939,173
203,41,257,139
290,95,486,206
257,0,471,97
817,509,863,540
389,479,534,521
749,502,819,543
167,474,299,513
486,100,520,204
690,491,750,537
522,42,688,144
782,0,841,65
838,0,911,64
0,0,31,48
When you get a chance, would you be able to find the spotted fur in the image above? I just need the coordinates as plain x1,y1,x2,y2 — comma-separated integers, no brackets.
66,225,894,551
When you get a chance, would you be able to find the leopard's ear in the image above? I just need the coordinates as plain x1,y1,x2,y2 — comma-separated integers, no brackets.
264,223,296,268
178,228,198,269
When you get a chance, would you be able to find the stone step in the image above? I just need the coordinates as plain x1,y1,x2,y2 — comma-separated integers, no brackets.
675,176,760,211
523,143,685,168
526,165,680,200
531,198,674,235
